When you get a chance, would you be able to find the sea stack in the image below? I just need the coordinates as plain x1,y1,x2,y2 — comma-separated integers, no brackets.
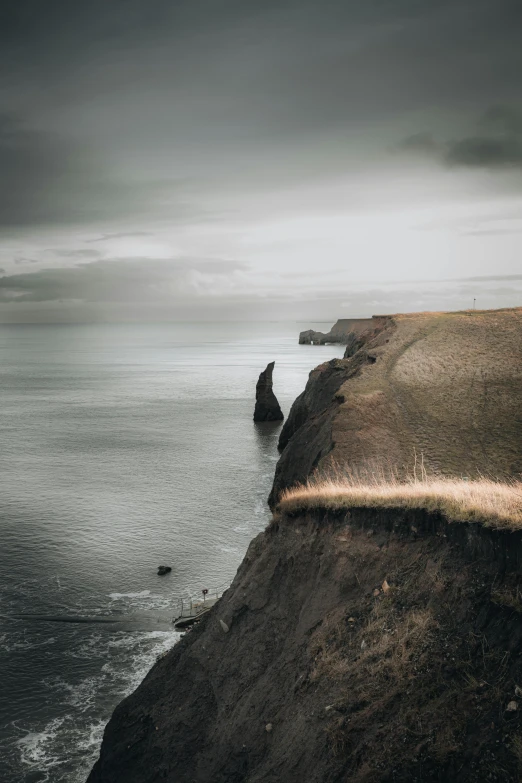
253,361,284,422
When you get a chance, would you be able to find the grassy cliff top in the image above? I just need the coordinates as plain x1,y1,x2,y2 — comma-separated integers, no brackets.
278,476,522,529
329,307,522,481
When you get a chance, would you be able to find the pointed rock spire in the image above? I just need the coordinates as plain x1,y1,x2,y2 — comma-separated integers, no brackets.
253,361,284,422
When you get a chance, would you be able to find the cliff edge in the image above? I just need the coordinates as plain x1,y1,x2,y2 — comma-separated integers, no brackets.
271,308,522,506
89,482,522,782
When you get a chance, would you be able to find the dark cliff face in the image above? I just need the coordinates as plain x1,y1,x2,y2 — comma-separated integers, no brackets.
89,507,522,783
269,356,366,508
253,361,284,422
269,320,393,507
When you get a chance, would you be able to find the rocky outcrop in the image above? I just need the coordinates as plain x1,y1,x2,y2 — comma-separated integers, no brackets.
88,504,522,783
272,308,522,506
299,318,375,345
253,362,284,422
269,319,393,506
88,306,522,783
268,354,373,508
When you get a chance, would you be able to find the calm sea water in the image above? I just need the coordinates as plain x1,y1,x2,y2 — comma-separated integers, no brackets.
0,322,343,783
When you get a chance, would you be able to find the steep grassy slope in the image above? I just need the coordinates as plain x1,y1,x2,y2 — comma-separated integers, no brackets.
271,308,522,506
89,501,522,783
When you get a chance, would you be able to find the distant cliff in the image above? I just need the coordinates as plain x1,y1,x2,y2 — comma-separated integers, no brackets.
299,317,376,345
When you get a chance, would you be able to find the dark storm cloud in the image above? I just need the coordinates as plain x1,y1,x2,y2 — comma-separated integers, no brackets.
446,136,522,168
0,113,76,226
0,113,208,228
0,258,248,303
446,106,522,168
0,0,520,323
0,0,521,229
397,105,522,168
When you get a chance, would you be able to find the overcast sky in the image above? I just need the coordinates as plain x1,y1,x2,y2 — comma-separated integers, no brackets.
0,0,521,322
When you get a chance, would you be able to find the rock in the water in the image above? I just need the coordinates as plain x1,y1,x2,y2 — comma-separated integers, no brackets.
157,566,172,576
253,362,284,422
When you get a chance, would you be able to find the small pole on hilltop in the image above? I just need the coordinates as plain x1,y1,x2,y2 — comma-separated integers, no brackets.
473,298,476,310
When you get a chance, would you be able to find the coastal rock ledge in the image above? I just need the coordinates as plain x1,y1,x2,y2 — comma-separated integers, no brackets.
253,361,284,422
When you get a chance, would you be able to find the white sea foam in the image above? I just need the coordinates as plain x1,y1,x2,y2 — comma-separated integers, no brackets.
76,719,106,753
64,632,103,659
107,589,174,611
216,544,241,555
108,590,153,599
16,716,67,771
43,675,101,713
233,524,251,533
12,627,179,782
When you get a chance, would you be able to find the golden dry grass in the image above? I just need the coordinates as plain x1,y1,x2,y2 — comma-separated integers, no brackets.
278,474,522,529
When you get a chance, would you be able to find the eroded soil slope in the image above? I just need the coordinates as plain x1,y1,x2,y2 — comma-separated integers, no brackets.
89,508,522,782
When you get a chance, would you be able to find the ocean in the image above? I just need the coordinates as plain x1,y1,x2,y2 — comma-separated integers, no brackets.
0,322,343,783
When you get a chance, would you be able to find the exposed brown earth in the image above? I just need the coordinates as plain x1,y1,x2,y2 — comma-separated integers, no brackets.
89,505,522,783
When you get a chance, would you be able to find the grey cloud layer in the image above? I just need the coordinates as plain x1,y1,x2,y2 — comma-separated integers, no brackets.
0,0,520,321
0,258,247,303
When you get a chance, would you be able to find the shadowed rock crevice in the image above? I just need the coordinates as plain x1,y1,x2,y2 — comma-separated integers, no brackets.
253,361,284,422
